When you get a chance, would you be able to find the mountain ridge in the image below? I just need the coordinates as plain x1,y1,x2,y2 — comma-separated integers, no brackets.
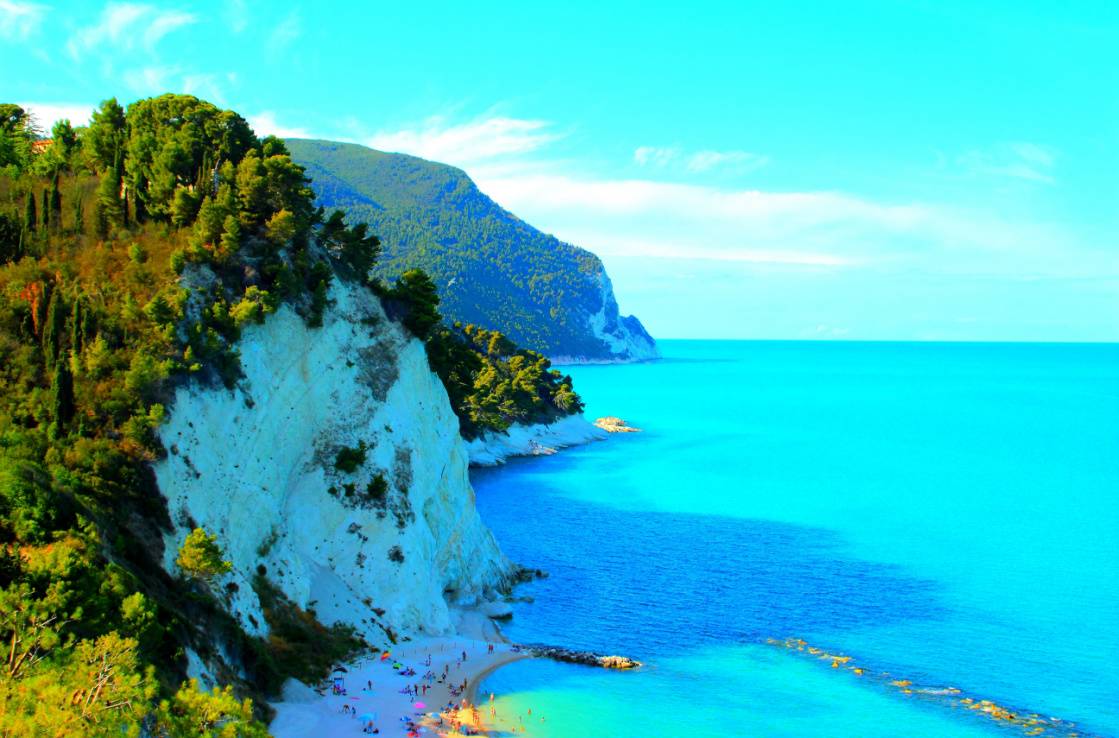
286,138,658,363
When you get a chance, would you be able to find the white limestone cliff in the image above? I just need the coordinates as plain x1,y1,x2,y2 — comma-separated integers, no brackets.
551,270,659,364
154,275,511,645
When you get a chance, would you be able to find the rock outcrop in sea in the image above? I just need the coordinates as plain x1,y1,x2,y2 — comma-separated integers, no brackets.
594,416,642,433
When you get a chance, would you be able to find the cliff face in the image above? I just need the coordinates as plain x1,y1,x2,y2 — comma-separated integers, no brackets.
560,270,658,365
286,138,659,363
154,275,511,644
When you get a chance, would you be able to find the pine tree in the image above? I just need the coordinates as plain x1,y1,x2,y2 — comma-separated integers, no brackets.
220,214,241,255
94,167,122,239
23,191,36,234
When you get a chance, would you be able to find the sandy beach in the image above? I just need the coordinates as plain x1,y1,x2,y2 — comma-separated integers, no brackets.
270,629,531,737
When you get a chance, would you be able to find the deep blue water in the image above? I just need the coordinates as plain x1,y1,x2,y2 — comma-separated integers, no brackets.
473,340,1119,738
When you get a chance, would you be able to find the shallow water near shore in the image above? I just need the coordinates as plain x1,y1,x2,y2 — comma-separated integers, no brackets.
473,340,1119,737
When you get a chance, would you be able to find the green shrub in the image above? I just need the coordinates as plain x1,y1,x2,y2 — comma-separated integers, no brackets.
333,441,367,473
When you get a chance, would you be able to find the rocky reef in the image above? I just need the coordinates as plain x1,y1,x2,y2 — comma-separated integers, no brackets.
524,644,642,670
769,637,1097,738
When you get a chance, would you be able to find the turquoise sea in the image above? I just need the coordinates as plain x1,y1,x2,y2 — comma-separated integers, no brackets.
473,340,1119,738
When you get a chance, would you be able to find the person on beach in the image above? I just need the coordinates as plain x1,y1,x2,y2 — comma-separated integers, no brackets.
462,650,467,662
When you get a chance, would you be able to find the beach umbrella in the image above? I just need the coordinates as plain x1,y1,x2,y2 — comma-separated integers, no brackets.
413,701,426,709
333,666,348,674
380,652,391,661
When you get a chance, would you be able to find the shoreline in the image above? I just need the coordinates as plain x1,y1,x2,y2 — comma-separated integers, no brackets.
269,635,532,737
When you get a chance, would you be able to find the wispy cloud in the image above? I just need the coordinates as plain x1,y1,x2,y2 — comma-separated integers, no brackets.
67,3,196,59
225,0,248,33
369,116,561,166
248,111,312,139
956,141,1057,184
634,146,680,168
635,145,769,174
0,0,45,40
142,7,193,49
267,10,301,53
122,64,180,93
182,72,228,104
686,149,769,173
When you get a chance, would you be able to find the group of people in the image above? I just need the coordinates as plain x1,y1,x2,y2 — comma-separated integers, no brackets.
327,640,535,737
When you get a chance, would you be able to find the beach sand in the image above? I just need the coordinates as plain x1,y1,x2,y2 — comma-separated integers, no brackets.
270,613,532,738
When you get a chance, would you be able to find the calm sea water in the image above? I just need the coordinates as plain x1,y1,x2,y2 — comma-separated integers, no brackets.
473,340,1119,738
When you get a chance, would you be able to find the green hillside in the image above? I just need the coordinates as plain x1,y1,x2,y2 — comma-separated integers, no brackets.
0,95,579,733
286,139,657,362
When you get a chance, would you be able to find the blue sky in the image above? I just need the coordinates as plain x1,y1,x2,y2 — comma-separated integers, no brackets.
2,0,1117,341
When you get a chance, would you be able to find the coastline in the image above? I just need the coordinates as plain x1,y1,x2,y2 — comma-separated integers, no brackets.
269,634,533,737
466,414,608,466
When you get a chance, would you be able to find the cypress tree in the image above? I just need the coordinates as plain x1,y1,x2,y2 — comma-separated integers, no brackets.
81,305,96,348
41,189,50,229
72,195,84,234
52,359,75,428
49,173,62,226
23,191,36,234
42,289,64,366
70,299,83,355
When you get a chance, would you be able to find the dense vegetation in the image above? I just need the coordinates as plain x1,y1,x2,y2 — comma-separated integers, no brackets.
0,95,378,735
0,95,581,734
286,138,655,359
382,269,583,438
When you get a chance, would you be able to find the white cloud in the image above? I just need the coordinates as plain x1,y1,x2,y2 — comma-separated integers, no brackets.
0,0,45,40
19,102,96,129
248,111,312,139
956,142,1057,184
369,116,560,166
470,169,1081,276
67,3,196,59
364,113,1079,275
